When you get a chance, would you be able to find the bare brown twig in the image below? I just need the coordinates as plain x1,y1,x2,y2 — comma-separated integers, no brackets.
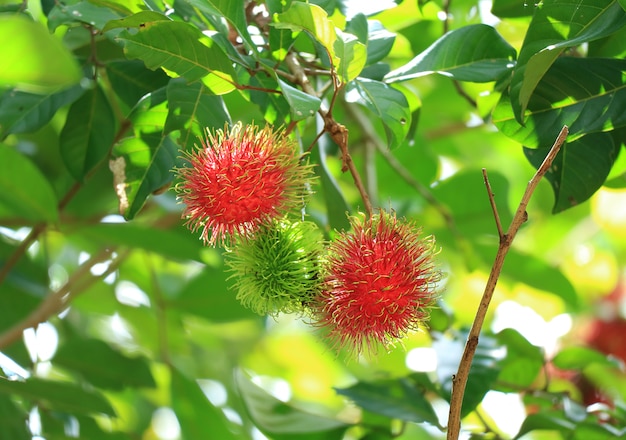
446,125,569,440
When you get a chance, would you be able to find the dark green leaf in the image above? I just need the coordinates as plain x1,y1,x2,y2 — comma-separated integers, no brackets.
524,133,617,213
496,329,545,390
250,72,291,125
335,378,439,425
278,79,321,121
53,338,155,390
384,24,516,83
170,367,237,440
364,20,396,65
0,145,58,223
345,78,410,149
164,78,231,148
170,267,257,322
0,395,29,440
0,377,116,416
491,0,535,17
111,132,177,219
236,370,349,440
117,21,237,95
552,346,619,370
106,60,170,109
47,0,124,31
509,0,626,122
0,86,84,139
495,58,626,148
0,16,82,92
59,84,116,181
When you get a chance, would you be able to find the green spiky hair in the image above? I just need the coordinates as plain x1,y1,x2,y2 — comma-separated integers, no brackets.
225,218,325,316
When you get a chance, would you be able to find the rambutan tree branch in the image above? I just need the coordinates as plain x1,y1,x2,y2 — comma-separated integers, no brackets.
284,53,374,217
446,125,569,440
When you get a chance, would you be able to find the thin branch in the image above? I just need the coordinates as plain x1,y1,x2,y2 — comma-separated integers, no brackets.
284,52,374,217
446,125,568,440
482,169,504,240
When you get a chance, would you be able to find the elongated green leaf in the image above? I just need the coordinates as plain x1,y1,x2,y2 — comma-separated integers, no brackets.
106,59,170,109
47,0,124,31
164,78,231,149
0,86,84,139
496,329,544,391
510,0,626,122
524,133,617,213
236,370,349,440
334,30,367,83
101,10,170,32
0,16,81,92
0,395,29,440
552,346,619,370
205,0,255,50
491,0,535,17
111,133,177,219
250,72,291,125
274,3,338,63
345,79,410,149
170,268,258,322
170,367,237,440
495,58,626,148
364,20,396,65
53,338,155,390
117,21,237,95
335,378,439,425
0,145,58,223
515,412,576,439
0,377,115,416
60,84,116,181
278,79,322,121
385,24,516,83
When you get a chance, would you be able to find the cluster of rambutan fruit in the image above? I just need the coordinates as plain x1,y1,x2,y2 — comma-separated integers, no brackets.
175,122,440,355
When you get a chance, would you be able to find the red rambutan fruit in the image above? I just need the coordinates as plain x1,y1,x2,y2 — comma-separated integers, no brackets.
175,122,314,246
314,210,440,355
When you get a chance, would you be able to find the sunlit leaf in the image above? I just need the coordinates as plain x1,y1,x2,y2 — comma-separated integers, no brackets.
59,84,116,182
0,16,81,92
515,412,576,439
53,338,156,390
524,133,617,213
384,24,516,83
495,58,626,149
334,30,367,83
117,21,237,94
552,346,620,370
101,10,170,31
495,329,544,391
0,145,58,223
509,0,626,122
236,370,349,440
345,78,411,149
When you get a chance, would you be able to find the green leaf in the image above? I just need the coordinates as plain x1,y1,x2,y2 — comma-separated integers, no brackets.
384,24,516,83
432,170,512,239
101,10,170,32
363,20,396,65
0,86,84,139
515,412,575,439
496,58,626,148
334,30,367,83
0,145,58,223
47,0,124,31
110,132,177,219
278,79,321,121
552,346,619,370
203,0,255,50
170,367,237,440
117,21,237,95
509,0,626,122
0,16,82,92
345,79,410,149
0,395,30,440
106,59,170,108
335,377,439,425
53,338,156,390
236,370,349,440
170,267,258,322
491,0,535,17
0,377,116,416
496,329,544,391
524,133,617,213
164,78,231,149
250,71,291,125
60,84,116,182
274,2,338,63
